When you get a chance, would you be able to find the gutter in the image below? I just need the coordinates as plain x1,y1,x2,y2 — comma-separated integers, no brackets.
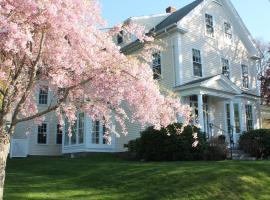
121,23,188,54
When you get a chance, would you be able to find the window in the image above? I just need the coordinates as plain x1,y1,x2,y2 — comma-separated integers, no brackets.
205,14,214,37
92,121,106,145
37,123,47,144
39,86,48,105
245,105,253,131
56,124,62,144
226,104,231,134
117,30,123,44
71,119,77,145
92,121,100,144
78,113,84,144
241,64,249,89
224,22,232,39
221,58,230,78
64,119,69,146
64,113,85,146
234,104,241,133
192,49,202,77
152,52,161,79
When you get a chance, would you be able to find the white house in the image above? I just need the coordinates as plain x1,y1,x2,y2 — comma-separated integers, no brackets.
11,0,262,157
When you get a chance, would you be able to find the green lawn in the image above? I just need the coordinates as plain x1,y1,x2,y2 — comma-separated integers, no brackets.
4,155,270,200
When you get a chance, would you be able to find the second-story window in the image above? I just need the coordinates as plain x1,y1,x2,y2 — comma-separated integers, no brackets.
152,52,161,79
39,86,48,105
241,64,249,89
224,22,232,39
221,58,230,78
117,30,123,45
205,14,214,37
192,49,202,77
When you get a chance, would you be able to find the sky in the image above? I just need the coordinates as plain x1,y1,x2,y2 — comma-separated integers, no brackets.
100,0,270,42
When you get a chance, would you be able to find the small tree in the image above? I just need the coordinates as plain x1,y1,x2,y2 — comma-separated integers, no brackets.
0,0,190,198
255,39,270,104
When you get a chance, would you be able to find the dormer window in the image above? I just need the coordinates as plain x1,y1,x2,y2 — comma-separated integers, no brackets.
224,22,232,39
205,14,214,37
221,58,230,78
117,30,123,44
152,52,161,79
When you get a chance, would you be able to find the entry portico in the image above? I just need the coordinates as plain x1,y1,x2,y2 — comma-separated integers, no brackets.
175,74,251,145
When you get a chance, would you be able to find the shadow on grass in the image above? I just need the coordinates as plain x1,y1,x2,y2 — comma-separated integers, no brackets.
4,155,270,200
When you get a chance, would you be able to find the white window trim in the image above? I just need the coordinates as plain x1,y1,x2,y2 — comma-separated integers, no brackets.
37,85,50,106
233,102,241,134
191,47,204,78
223,21,234,44
220,56,231,79
241,63,250,90
36,122,49,145
152,51,163,80
245,103,254,131
55,123,63,145
204,13,215,39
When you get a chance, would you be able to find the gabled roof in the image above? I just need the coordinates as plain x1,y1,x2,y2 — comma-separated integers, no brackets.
153,0,204,33
175,74,243,95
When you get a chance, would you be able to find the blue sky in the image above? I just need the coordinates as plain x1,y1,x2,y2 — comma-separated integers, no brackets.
100,0,270,42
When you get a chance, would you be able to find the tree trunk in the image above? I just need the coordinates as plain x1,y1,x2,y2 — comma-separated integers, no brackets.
0,134,10,200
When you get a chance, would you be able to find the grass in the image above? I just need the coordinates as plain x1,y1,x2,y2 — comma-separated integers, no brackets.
4,154,270,200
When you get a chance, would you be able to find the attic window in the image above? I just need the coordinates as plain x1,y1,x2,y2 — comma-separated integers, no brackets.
205,14,214,37
117,30,124,44
224,22,232,39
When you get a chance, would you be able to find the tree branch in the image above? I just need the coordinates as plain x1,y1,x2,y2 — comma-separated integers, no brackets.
9,32,46,129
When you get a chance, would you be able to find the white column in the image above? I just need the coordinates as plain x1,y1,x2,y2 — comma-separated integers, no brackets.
198,94,205,132
229,101,236,144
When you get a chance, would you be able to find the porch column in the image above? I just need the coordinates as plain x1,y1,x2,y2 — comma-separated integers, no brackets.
198,94,205,132
229,101,236,145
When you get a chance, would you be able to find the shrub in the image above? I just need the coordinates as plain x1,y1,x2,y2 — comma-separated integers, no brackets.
127,123,208,161
239,129,270,159
204,136,228,161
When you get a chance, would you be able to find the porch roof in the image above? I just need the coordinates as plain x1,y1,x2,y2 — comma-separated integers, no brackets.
174,74,242,98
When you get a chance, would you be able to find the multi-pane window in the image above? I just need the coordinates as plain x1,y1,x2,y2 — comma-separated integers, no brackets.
92,121,106,145
245,105,253,131
78,113,84,144
71,119,77,145
39,86,48,105
224,22,232,39
64,113,85,146
241,64,249,89
92,121,100,144
221,58,230,78
226,104,231,134
152,52,161,79
56,124,62,144
205,14,214,37
117,30,123,44
192,49,202,77
37,123,47,144
64,119,69,146
234,104,241,133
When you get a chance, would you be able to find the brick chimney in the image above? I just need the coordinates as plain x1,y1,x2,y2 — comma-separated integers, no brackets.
166,6,176,13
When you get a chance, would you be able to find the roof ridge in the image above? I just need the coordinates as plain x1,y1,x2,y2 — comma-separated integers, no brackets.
153,0,204,32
